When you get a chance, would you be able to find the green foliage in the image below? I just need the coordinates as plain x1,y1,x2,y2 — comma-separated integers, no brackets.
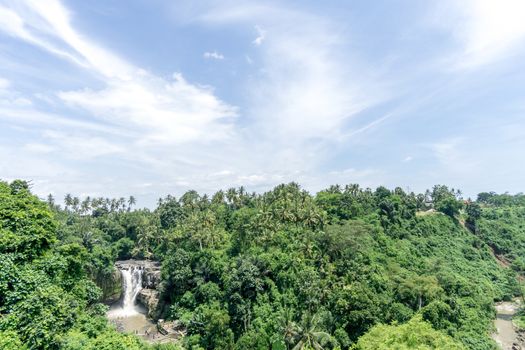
0,181,151,349
0,181,57,258
476,206,525,273
430,185,463,218
353,315,466,349
2,179,524,350
0,330,27,350
62,329,144,350
477,192,525,207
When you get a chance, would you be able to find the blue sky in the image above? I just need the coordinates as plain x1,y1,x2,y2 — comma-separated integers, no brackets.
0,0,524,207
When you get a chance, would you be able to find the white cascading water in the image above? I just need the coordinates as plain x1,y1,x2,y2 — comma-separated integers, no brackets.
108,265,144,317
121,266,143,314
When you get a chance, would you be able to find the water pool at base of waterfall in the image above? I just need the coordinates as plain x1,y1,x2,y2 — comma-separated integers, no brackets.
108,302,157,337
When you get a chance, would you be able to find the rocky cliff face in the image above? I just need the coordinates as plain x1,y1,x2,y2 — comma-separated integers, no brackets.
142,262,161,289
95,268,122,304
137,288,161,319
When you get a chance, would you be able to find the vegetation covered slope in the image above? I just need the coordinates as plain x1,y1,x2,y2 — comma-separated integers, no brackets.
0,181,179,350
1,180,523,349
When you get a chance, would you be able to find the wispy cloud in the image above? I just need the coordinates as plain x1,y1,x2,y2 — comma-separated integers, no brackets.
203,51,224,60
436,0,525,68
192,1,388,190
253,25,265,46
0,0,246,204
0,77,9,90
0,0,237,147
59,73,237,145
2,0,475,205
201,3,384,140
429,137,481,178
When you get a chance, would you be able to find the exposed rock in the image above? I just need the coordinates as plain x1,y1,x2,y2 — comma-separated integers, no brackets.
143,265,161,289
95,268,122,304
137,288,160,319
157,319,187,339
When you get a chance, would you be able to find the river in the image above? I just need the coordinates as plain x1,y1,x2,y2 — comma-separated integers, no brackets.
493,300,523,350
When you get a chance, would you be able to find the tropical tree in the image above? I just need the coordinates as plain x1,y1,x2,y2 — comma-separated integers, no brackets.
354,315,465,350
289,313,331,350
128,196,136,211
64,193,73,211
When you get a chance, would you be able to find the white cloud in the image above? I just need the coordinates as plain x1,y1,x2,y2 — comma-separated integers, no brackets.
0,144,74,180
245,15,383,143
197,3,276,24
41,130,125,159
59,73,237,145
438,0,525,68
195,1,385,146
0,0,389,206
203,51,224,60
23,143,55,154
0,77,9,90
253,25,265,45
403,156,413,162
429,137,480,178
0,0,237,147
0,3,91,67
0,103,123,135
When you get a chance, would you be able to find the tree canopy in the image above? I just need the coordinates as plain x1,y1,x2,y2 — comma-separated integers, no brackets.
1,180,523,349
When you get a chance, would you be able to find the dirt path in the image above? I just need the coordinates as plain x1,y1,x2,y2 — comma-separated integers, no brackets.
493,301,523,349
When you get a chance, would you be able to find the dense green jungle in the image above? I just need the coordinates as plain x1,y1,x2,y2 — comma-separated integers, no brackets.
1,179,525,349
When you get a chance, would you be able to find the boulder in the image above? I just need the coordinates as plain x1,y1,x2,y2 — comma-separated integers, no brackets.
137,288,160,319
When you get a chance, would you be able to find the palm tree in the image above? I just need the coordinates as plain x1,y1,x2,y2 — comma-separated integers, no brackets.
291,313,331,350
279,308,298,350
104,198,111,212
345,184,360,196
136,225,154,258
72,197,80,213
64,193,73,211
128,196,136,211
46,194,55,209
81,196,91,215
226,188,237,208
212,190,225,205
110,198,117,212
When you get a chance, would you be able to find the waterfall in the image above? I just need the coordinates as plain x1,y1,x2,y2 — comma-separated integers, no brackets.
121,266,143,314
108,264,144,317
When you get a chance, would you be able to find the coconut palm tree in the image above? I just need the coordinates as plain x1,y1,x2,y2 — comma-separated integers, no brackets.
128,195,136,211
291,313,331,350
46,194,55,209
72,197,80,213
81,196,91,215
64,193,73,211
279,308,298,350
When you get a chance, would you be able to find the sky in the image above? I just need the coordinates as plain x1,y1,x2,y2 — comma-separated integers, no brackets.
0,0,524,207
